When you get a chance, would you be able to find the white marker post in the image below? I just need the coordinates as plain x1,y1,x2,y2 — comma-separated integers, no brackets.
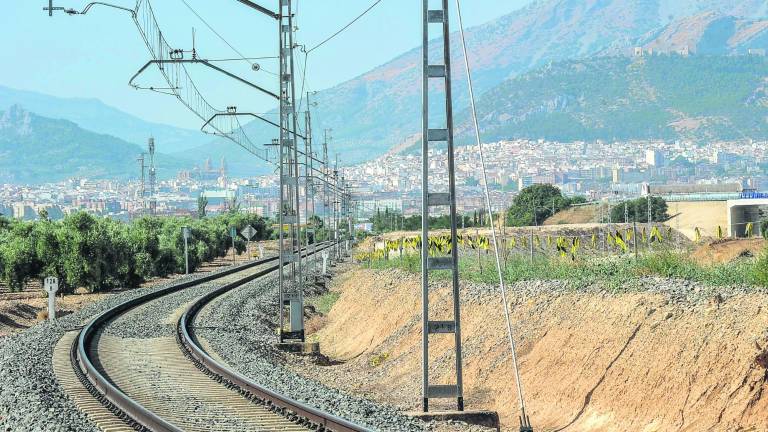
258,243,265,259
182,226,191,274
229,226,237,265
43,276,58,322
321,250,329,275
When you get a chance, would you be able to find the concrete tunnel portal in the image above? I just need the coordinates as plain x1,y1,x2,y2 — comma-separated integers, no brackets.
727,198,768,237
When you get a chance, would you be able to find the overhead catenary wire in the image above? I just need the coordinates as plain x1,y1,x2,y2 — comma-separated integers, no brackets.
298,0,386,131
131,0,271,161
178,0,277,75
305,0,384,54
297,49,310,119
454,0,532,429
207,56,278,62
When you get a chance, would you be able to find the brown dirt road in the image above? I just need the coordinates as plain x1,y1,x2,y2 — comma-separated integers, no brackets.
297,266,768,432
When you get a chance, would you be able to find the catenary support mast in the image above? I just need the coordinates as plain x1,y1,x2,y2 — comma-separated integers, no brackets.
421,0,464,412
277,0,304,342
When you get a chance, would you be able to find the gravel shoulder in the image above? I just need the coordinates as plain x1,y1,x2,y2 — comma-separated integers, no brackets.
193,269,430,432
0,261,253,431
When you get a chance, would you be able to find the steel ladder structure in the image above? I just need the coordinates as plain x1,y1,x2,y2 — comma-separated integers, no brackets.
420,0,464,412
303,108,319,277
277,0,305,343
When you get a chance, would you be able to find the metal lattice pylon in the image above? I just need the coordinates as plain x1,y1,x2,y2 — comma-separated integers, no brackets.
278,0,304,343
421,0,464,412
303,108,318,275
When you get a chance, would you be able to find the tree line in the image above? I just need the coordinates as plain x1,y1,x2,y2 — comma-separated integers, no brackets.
370,184,590,234
0,211,272,293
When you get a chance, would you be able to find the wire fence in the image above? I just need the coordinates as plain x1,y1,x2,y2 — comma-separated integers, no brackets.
355,220,768,264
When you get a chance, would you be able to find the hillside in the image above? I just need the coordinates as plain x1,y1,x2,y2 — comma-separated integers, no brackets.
455,55,768,143
0,105,186,183
602,12,768,56
308,266,768,430
544,204,600,225
197,0,768,167
0,85,210,153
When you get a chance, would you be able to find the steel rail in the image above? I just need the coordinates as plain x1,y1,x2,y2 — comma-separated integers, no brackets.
69,244,336,432
178,243,370,432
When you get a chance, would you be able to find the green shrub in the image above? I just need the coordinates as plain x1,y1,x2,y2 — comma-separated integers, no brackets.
750,249,768,286
0,211,273,293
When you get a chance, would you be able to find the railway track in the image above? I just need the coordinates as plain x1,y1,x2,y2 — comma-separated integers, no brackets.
64,244,368,432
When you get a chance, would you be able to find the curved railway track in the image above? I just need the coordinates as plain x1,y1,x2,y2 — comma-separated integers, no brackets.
67,244,368,432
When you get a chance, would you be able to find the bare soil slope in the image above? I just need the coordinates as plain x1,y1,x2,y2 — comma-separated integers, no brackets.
302,268,768,431
692,238,767,265
544,204,600,225
665,201,728,240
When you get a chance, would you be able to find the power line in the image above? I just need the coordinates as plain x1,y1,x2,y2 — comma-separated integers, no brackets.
179,0,251,65
297,50,310,116
455,0,532,429
299,0,383,113
178,0,277,76
306,0,384,54
207,56,277,62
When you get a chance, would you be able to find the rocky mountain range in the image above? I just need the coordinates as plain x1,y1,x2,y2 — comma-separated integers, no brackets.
3,0,768,180
453,55,768,144
0,85,210,154
193,0,768,167
0,105,185,183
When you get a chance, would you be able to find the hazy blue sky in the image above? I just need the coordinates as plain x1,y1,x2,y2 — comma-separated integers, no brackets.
2,1,531,129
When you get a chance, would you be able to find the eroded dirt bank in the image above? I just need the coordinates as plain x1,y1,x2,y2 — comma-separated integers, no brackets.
299,266,768,431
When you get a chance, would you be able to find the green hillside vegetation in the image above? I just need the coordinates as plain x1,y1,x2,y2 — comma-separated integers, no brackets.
459,55,768,143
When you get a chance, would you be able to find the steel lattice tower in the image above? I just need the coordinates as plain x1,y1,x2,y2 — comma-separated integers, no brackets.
421,0,464,412
148,137,157,216
277,0,304,342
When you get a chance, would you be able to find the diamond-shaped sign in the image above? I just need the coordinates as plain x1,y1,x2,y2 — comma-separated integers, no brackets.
241,225,258,240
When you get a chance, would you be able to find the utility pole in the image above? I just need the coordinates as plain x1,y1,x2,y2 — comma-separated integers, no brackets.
624,202,629,224
421,0,464,412
148,137,157,216
647,195,653,250
608,202,612,224
323,129,332,245
304,94,316,276
137,153,146,216
277,0,304,343
333,155,340,262
182,226,190,274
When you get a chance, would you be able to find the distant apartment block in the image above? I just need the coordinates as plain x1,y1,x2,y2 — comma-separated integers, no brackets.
645,149,664,167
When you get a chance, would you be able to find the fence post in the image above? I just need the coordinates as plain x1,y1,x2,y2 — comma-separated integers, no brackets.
633,222,638,261
601,229,606,254
529,229,534,263
476,228,482,272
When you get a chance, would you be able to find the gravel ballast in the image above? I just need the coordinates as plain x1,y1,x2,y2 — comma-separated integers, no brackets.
0,263,254,432
6,250,754,432
193,273,428,432
0,258,431,432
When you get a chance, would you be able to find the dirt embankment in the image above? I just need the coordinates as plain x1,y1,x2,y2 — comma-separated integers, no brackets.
302,267,768,431
692,238,767,265
544,204,600,225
